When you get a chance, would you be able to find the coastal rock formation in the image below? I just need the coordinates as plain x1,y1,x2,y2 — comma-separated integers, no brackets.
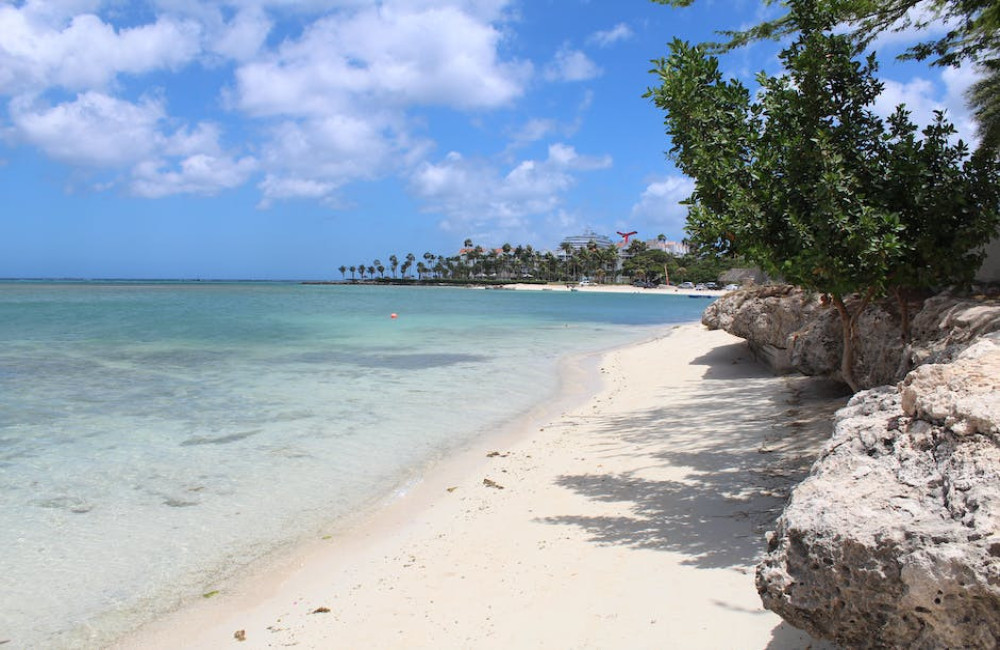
756,336,1000,648
700,285,825,373
703,286,1000,390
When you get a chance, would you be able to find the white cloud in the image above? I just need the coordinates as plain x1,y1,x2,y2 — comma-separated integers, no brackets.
631,175,695,234
509,118,558,145
10,92,164,167
0,0,544,207
588,23,632,48
544,44,601,82
0,5,202,94
864,1,955,51
410,143,611,232
874,66,980,144
131,154,258,197
209,7,273,62
9,92,257,196
258,175,339,207
231,3,530,117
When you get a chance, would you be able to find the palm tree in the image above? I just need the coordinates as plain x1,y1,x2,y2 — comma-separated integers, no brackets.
357,264,366,281
373,259,383,278
338,265,347,280
389,254,399,278
349,265,357,280
969,61,1000,151
367,265,375,279
559,241,575,280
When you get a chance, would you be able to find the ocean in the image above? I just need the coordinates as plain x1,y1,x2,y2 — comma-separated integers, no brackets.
0,281,710,648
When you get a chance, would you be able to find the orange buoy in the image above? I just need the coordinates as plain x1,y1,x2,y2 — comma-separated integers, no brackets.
390,313,398,319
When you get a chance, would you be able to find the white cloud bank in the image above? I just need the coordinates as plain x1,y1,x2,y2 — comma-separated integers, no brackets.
0,0,539,205
411,143,612,235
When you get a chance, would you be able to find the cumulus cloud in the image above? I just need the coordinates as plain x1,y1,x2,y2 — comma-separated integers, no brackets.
231,3,530,117
131,154,258,198
631,175,695,234
544,44,601,82
9,92,257,196
874,66,980,144
410,143,611,231
209,7,273,62
0,5,202,94
9,92,165,167
588,23,632,48
0,0,549,206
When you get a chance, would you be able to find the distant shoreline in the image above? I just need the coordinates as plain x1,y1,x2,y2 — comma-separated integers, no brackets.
302,279,730,297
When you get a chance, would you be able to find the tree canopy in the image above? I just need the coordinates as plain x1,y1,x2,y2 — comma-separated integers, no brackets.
653,0,1000,151
646,0,1000,389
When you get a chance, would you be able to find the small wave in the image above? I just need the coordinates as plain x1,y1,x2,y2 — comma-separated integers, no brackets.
180,429,262,446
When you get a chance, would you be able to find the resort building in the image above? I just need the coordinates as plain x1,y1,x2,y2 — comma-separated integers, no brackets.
646,238,690,256
556,229,616,257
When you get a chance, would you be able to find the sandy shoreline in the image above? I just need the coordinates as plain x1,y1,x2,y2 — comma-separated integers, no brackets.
493,281,729,297
116,324,842,649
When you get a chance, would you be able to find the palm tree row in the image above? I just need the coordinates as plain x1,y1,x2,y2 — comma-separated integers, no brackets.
337,237,641,284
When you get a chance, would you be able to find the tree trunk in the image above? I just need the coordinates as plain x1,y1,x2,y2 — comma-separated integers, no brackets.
893,286,912,345
832,294,860,393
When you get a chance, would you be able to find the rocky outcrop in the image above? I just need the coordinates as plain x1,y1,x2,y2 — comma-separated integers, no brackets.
703,286,1000,390
756,335,1000,648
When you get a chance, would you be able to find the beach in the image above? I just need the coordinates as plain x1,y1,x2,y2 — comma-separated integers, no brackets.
116,322,843,649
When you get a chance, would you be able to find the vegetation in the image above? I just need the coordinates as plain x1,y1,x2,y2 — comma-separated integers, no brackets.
653,0,1000,152
339,238,741,287
646,0,1000,390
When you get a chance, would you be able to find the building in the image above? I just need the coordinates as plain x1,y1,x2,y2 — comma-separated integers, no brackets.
646,238,690,256
556,230,616,258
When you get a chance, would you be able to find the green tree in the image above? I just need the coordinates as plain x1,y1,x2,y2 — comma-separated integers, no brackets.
654,0,1000,151
338,265,347,280
389,254,399,278
647,0,1000,389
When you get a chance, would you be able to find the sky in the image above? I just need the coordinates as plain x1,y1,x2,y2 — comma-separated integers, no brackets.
0,0,982,279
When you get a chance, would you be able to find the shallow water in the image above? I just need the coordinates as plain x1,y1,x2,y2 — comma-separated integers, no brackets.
0,282,709,647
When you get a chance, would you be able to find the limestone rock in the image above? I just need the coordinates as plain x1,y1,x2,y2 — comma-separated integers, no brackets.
756,346,1000,648
706,285,1000,390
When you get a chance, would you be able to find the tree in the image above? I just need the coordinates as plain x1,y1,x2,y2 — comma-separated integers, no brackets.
968,60,1000,151
653,0,1000,152
646,0,1000,390
349,265,357,280
389,254,399,278
338,265,347,280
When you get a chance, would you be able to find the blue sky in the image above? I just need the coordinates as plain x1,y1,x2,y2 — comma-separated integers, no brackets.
0,0,980,279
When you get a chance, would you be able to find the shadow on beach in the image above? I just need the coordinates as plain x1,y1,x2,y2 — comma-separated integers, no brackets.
538,340,850,571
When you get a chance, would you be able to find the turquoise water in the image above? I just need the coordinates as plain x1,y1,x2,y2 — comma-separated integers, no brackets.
0,282,709,648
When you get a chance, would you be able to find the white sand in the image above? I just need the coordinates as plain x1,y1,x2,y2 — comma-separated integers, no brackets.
116,324,839,650
496,282,728,297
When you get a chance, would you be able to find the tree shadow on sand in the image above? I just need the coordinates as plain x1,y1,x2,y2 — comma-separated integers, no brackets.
538,342,850,570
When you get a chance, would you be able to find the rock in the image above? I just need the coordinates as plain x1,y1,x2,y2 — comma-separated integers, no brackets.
706,285,1000,390
756,346,1000,648
703,286,825,373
